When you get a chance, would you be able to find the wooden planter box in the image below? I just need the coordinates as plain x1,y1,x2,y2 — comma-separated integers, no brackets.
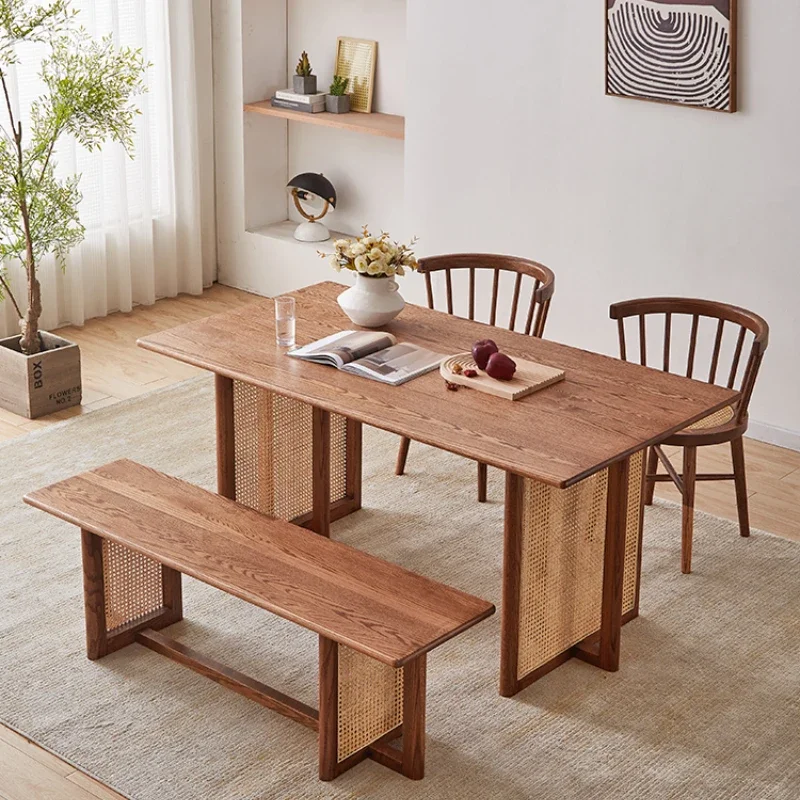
0,332,82,419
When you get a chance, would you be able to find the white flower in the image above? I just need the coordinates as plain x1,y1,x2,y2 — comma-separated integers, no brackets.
333,239,349,251
369,247,384,261
350,242,367,256
366,260,383,275
384,264,396,277
329,255,342,272
354,254,369,273
362,236,376,247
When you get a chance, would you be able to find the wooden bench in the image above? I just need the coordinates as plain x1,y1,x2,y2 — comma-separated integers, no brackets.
24,459,494,782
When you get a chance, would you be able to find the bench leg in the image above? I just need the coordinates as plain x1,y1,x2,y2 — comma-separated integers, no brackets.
319,637,425,781
401,654,426,780
81,529,183,660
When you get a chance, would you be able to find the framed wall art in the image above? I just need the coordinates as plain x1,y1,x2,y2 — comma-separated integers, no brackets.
606,0,738,113
334,37,377,113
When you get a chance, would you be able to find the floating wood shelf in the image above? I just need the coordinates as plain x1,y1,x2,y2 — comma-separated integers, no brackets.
245,101,405,140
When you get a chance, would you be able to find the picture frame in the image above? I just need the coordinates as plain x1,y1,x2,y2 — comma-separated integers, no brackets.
334,37,377,114
605,0,738,113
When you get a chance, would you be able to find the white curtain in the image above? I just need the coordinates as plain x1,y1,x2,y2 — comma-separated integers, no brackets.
0,0,215,338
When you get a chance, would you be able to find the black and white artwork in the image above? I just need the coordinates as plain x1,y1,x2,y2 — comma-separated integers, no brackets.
606,0,737,112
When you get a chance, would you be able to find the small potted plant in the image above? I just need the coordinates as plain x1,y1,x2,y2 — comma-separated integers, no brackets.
326,75,350,114
321,227,418,327
293,51,317,94
0,0,148,419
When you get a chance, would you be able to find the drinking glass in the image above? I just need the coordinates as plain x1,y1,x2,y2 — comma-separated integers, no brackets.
275,296,296,348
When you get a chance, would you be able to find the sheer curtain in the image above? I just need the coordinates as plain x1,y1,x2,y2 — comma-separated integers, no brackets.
0,0,215,338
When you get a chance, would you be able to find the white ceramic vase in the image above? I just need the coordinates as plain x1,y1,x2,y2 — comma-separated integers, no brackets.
337,274,405,328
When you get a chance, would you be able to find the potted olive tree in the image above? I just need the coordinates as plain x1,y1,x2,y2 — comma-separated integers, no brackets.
0,0,147,418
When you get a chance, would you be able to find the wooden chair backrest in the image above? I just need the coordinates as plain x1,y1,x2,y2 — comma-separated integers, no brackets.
610,297,769,423
418,254,556,338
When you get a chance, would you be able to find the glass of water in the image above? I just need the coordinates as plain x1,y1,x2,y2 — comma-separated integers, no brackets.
275,295,296,348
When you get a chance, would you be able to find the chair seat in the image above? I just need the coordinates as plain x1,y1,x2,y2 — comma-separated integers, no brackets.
684,404,736,431
664,405,743,446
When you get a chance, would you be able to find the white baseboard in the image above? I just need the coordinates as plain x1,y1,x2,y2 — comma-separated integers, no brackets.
746,420,800,452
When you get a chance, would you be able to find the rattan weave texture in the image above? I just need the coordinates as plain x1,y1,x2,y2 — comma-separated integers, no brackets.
517,450,644,678
231,382,349,520
337,645,404,762
102,540,164,633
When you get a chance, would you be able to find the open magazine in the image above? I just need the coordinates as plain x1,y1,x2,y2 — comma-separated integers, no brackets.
288,330,445,386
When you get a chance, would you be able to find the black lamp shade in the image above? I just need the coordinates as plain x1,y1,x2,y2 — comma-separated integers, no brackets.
287,173,337,208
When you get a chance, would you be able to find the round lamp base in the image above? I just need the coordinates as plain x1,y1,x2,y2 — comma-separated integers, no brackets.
293,221,330,243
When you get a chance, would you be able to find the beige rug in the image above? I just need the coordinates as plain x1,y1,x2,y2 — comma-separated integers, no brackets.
2,377,799,800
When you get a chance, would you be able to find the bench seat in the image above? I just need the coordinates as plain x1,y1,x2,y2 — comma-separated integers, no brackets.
24,459,494,782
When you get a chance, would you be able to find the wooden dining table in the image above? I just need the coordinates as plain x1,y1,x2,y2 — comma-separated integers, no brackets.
138,281,736,697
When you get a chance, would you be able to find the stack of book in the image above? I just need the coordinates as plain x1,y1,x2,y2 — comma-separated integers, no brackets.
270,89,326,113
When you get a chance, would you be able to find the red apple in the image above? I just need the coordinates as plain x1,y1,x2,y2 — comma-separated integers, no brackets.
472,339,499,370
486,352,517,381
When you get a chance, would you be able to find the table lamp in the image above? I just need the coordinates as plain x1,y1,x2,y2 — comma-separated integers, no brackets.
287,173,337,242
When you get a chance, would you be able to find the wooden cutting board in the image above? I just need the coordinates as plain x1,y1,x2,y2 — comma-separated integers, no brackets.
440,353,565,401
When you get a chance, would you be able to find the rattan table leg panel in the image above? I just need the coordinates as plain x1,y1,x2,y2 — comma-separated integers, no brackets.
500,451,644,695
215,377,361,533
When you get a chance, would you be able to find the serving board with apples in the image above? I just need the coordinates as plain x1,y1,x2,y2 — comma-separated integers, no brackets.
441,353,565,401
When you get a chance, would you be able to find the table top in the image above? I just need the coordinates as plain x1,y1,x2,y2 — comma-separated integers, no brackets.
138,281,737,488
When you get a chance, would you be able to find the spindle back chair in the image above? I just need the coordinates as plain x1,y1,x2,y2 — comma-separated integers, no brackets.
396,254,556,501
610,297,769,574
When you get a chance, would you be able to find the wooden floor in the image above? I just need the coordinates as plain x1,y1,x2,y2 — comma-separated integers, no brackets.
2,284,799,800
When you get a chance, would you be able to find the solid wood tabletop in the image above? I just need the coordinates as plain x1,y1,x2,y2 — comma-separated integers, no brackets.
138,282,737,488
24,460,494,668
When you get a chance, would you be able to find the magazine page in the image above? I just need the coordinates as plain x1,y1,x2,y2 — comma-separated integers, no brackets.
343,343,445,386
288,330,397,368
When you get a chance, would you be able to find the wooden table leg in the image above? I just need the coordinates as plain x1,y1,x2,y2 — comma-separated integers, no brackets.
598,457,630,671
346,418,362,513
312,407,331,537
500,472,523,697
215,374,236,499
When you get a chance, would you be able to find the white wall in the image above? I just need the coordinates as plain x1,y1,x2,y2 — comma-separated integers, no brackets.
404,0,800,446
214,1,800,446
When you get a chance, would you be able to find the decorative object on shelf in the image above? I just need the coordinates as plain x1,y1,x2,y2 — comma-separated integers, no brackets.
0,0,148,418
293,50,317,94
440,353,565,400
322,227,419,327
272,88,326,113
326,75,351,114
334,37,377,113
287,173,337,242
606,0,738,113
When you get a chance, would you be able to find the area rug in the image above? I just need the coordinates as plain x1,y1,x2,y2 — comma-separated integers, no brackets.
2,377,799,800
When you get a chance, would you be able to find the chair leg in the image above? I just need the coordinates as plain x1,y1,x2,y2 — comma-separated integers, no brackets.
644,446,658,505
730,436,751,538
477,462,488,503
395,437,411,476
681,446,697,574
